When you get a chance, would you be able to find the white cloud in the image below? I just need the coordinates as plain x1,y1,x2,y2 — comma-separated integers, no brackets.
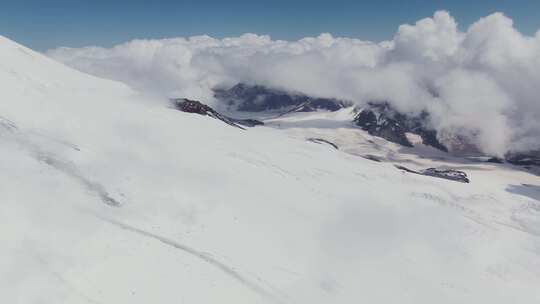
47,11,540,156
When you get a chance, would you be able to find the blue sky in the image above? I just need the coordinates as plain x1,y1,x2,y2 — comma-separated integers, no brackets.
1,0,540,50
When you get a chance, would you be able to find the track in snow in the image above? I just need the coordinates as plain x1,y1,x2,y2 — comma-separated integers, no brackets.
94,215,284,303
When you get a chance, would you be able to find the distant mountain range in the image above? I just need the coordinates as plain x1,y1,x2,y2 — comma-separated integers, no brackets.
211,83,540,168
213,83,351,112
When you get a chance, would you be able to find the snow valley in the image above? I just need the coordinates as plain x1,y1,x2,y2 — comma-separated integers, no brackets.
1,12,540,304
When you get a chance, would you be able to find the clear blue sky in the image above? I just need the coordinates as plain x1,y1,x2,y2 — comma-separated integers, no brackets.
1,0,540,51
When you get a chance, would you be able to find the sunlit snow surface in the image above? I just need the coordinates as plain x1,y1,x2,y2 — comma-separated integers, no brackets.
1,36,540,303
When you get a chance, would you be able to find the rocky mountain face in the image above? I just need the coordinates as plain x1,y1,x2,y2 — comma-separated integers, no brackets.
395,165,470,183
505,151,540,167
172,98,264,129
353,102,448,151
189,84,538,172
353,102,539,171
213,83,350,112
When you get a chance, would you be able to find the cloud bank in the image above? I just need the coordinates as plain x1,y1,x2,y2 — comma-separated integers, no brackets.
48,11,540,156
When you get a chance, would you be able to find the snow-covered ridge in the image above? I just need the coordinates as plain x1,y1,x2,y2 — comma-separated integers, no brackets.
0,35,130,91
2,36,540,304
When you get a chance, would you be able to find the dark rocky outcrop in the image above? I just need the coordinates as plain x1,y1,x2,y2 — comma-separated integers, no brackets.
214,83,350,113
487,157,504,164
172,98,264,129
354,105,413,147
395,165,470,183
354,102,448,152
307,138,339,150
484,152,540,170
174,98,215,115
421,168,470,183
505,151,540,167
362,155,382,162
416,129,448,152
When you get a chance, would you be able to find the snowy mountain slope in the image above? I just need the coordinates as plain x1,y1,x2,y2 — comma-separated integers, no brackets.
1,36,540,304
